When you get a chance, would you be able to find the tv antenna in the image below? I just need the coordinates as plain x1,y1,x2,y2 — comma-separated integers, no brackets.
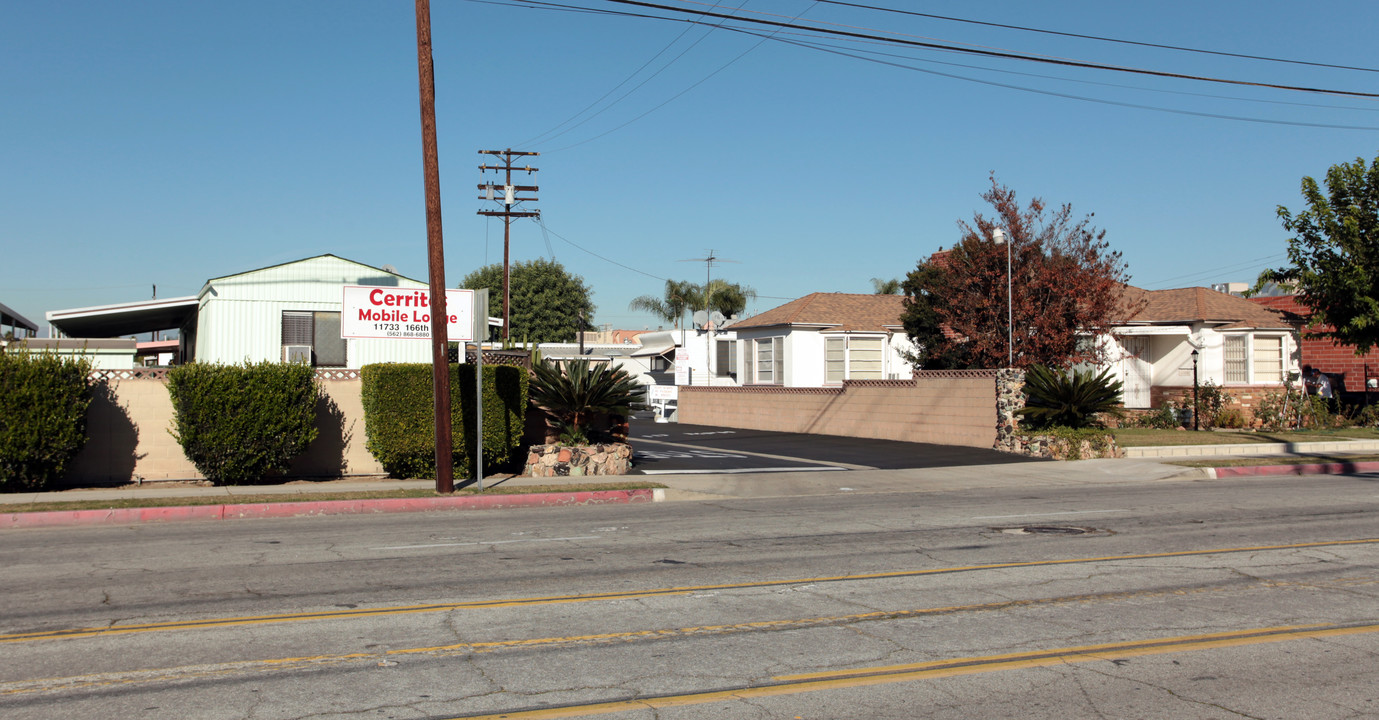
679,250,739,320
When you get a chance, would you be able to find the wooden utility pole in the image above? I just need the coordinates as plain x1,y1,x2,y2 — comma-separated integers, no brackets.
477,150,539,341
415,0,454,493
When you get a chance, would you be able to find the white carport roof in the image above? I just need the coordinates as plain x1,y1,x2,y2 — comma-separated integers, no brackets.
46,296,199,338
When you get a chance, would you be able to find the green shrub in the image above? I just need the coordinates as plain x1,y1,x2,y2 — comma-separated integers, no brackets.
360,363,528,479
1136,402,1181,429
0,352,93,491
1018,426,1117,460
166,362,319,484
1215,407,1247,429
1018,364,1124,430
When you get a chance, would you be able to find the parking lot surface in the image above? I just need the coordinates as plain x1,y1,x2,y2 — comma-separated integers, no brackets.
628,420,1043,475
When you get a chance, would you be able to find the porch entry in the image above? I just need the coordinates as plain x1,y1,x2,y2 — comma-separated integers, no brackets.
1120,336,1152,408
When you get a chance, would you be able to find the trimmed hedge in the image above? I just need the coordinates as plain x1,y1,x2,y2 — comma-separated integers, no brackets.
166,362,319,484
0,352,92,491
360,363,528,479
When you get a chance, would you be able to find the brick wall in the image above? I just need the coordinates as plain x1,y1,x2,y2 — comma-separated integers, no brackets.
1148,384,1280,422
64,376,385,485
1249,295,1378,394
678,372,999,448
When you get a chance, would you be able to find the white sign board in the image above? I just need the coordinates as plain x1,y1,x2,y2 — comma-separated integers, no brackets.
648,384,678,402
674,348,690,385
341,286,475,341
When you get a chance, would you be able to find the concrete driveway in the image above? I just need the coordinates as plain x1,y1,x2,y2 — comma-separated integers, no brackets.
628,419,1045,475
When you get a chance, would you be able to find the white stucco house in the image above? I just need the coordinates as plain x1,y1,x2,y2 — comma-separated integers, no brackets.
1104,286,1299,409
725,293,915,387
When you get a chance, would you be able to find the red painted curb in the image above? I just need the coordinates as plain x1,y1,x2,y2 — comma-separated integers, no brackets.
1211,461,1379,478
1,489,658,530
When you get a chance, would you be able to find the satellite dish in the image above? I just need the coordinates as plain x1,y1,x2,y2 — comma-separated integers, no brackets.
710,311,725,325
382,264,399,274
692,310,709,328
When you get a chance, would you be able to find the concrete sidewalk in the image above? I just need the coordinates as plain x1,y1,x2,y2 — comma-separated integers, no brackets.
4,449,1374,529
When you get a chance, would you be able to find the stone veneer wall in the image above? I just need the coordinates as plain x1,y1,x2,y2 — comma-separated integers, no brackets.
678,372,1000,448
994,368,1122,459
525,443,632,477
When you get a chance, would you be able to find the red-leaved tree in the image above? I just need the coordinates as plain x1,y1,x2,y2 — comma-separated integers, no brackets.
902,176,1132,370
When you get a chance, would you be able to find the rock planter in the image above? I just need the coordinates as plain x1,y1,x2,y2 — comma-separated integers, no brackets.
525,443,632,477
1006,432,1122,460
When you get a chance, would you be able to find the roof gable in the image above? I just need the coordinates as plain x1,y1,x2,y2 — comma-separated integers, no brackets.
732,293,905,333
201,255,426,303
1117,285,1291,330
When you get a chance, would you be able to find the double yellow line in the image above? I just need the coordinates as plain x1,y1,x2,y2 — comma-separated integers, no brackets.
5,537,1377,644
451,623,1379,719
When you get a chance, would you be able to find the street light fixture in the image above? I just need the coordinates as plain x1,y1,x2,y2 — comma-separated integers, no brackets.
991,228,1014,367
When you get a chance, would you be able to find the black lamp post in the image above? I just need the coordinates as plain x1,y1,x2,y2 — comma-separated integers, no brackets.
1191,348,1200,431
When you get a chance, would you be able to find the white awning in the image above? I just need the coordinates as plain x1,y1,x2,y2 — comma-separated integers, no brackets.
1112,325,1193,336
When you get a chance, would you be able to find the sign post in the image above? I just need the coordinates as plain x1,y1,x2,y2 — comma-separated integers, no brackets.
472,289,488,491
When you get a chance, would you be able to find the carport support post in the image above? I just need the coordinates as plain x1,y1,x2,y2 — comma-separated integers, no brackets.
415,0,453,493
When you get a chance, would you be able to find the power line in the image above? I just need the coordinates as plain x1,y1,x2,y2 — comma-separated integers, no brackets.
750,30,1379,131
809,0,1379,74
590,0,1379,98
517,0,756,148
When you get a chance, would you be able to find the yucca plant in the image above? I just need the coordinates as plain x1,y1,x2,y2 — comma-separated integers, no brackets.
1017,364,1124,430
529,358,642,444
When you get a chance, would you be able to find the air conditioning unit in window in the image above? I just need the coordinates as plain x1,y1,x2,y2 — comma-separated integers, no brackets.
283,345,313,364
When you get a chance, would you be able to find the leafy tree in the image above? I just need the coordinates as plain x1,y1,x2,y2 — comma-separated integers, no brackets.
902,176,1131,370
629,280,699,329
1260,152,1379,352
870,277,902,295
461,258,595,344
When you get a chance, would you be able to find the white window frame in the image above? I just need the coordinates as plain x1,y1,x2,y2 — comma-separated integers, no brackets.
824,334,886,383
749,337,783,385
1223,333,1286,385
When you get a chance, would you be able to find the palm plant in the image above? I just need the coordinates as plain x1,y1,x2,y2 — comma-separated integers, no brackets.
871,277,903,295
702,279,756,319
529,358,643,444
628,280,700,329
1017,364,1124,429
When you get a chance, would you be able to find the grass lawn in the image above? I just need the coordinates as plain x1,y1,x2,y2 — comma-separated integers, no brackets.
0,481,666,515
1112,427,1379,447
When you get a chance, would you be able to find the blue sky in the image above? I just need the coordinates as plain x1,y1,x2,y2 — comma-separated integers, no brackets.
3,0,1376,334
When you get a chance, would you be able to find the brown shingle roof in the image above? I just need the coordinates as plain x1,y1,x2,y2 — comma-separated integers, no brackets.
731,293,905,333
1116,286,1292,330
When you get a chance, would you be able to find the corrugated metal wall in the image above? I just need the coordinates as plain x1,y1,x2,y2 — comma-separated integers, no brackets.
195,256,435,368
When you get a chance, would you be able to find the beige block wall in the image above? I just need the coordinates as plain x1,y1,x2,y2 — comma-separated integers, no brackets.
65,378,384,484
678,378,998,448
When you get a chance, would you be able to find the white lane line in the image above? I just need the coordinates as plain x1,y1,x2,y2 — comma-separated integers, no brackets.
970,509,1128,520
638,467,843,475
373,536,600,551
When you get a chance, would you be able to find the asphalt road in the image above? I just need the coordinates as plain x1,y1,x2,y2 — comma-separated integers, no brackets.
2,473,1377,719
628,420,1042,474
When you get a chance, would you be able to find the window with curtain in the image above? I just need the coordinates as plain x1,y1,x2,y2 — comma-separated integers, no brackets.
1223,335,1247,383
